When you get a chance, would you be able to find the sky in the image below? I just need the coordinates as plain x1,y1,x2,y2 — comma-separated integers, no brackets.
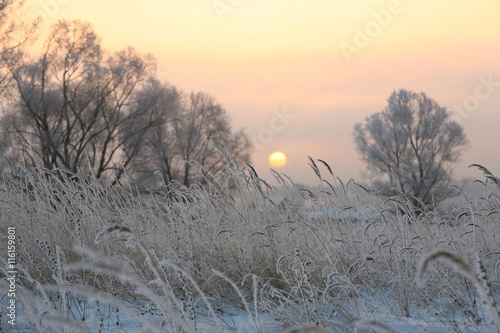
25,0,500,185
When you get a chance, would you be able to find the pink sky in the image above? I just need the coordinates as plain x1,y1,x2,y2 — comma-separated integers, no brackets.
26,0,500,184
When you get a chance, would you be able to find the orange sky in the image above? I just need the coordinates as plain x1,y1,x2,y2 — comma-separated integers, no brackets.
26,0,500,185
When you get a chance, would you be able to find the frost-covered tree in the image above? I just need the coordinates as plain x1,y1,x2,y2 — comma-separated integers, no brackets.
1,18,252,184
0,0,39,94
354,89,468,207
132,90,252,187
173,91,252,186
1,20,162,180
125,78,183,186
0,0,40,172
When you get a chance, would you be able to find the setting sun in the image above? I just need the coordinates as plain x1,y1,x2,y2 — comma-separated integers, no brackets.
269,151,287,168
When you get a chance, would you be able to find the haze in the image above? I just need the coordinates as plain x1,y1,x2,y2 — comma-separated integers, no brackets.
26,0,500,184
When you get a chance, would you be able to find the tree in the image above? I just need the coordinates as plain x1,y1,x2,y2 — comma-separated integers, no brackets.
173,91,252,186
353,89,468,208
132,90,253,187
0,0,40,173
123,78,183,186
0,0,40,94
1,20,166,180
1,19,252,185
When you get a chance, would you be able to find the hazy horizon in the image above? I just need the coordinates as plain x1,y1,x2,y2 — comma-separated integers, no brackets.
24,0,500,185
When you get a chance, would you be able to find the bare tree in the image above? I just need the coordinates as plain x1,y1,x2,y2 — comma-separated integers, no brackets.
353,89,468,207
0,0,40,94
0,0,40,173
1,20,165,180
1,19,251,184
125,78,183,187
133,90,252,187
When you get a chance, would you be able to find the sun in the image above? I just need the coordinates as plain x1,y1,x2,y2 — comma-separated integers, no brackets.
268,151,287,168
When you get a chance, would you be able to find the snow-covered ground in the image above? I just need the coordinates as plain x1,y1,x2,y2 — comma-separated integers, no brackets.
2,291,498,332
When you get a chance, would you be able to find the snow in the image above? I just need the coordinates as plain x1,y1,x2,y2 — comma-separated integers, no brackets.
2,292,498,332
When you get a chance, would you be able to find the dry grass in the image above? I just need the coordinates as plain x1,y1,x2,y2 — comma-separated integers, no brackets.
0,156,499,332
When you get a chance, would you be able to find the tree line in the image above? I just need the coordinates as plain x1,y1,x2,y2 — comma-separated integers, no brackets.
0,14,252,188
1,1,470,207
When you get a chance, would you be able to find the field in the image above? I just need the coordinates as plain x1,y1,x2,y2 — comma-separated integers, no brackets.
1,155,500,332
